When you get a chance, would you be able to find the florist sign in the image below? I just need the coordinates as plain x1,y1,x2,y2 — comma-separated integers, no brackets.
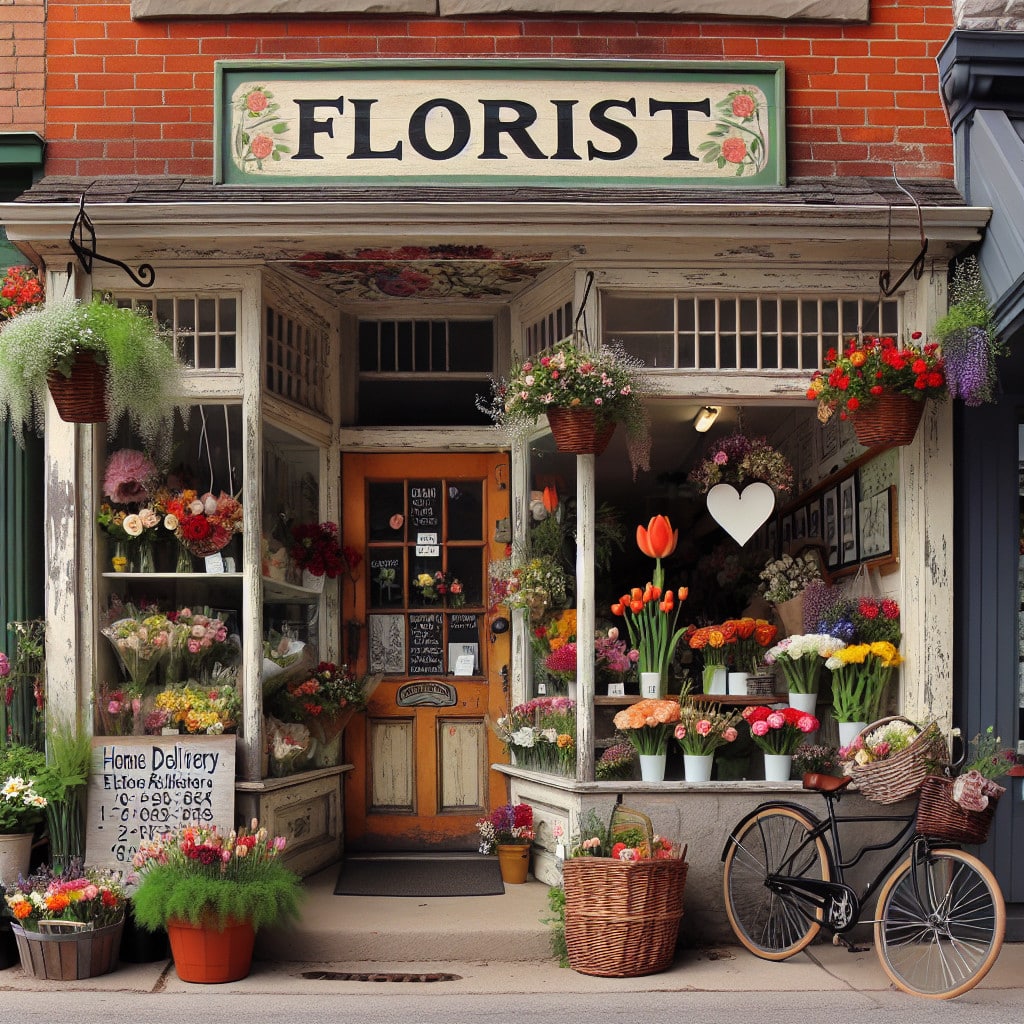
215,59,785,188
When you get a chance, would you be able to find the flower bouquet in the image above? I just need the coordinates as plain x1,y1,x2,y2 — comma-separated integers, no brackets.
268,661,378,747
825,641,903,727
594,627,638,691
0,265,43,322
727,616,778,674
764,633,846,694
759,553,823,605
0,775,48,835
151,682,240,735
475,802,535,854
477,333,652,475
101,610,173,688
493,553,569,621
612,698,682,757
815,595,902,647
412,569,465,606
674,700,742,756
743,704,819,755
685,621,737,693
93,684,142,736
491,696,576,775
793,743,840,777
611,516,689,697
595,740,637,781
164,489,243,559
166,607,236,684
265,716,312,776
289,521,345,579
687,431,794,495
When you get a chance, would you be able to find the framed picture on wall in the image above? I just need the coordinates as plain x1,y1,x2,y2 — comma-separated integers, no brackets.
806,497,822,543
859,486,894,560
839,475,859,566
822,486,840,568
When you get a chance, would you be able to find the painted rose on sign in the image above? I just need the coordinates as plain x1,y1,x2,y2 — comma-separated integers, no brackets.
698,89,768,176
233,86,291,170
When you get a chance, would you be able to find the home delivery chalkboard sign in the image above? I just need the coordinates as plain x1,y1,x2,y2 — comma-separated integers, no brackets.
408,612,444,675
86,735,235,872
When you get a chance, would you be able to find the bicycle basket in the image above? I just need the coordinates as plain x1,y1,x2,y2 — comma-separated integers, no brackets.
846,717,948,805
915,774,1003,844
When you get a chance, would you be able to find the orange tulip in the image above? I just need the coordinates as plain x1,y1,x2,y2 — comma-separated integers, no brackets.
542,486,559,514
610,602,624,616
636,515,678,560
677,587,689,602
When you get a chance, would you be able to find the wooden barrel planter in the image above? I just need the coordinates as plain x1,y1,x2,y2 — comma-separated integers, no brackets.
12,918,124,980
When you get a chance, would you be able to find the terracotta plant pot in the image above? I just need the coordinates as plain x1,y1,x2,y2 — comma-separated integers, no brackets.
496,843,530,885
166,916,255,983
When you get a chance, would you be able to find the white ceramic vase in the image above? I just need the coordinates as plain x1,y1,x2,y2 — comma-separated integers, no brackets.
0,832,33,886
640,671,663,699
728,671,749,696
788,691,818,716
838,720,867,747
702,664,727,695
763,753,793,782
683,753,714,783
638,753,667,782
302,569,325,592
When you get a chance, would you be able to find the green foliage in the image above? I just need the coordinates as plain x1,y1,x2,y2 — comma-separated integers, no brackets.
130,865,304,933
0,295,184,450
0,744,46,780
37,716,91,803
933,256,998,344
542,884,568,967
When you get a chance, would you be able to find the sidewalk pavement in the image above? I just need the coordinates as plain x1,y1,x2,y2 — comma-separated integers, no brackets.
1,866,1021,996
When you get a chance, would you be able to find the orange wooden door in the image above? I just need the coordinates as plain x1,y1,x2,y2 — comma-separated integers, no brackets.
341,452,511,851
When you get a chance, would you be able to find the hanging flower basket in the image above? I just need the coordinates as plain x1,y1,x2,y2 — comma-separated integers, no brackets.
850,392,925,448
546,407,616,455
46,348,107,423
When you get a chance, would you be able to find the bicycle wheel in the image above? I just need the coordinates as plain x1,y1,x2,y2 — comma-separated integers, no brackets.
875,847,1005,999
723,806,830,960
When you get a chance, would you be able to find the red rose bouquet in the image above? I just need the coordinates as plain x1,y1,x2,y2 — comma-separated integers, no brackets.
743,704,820,755
290,521,345,578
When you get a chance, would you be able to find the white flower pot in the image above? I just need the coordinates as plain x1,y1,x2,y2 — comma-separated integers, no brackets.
0,832,33,886
788,691,818,716
763,753,793,782
728,671,749,696
640,671,663,699
638,754,667,782
683,753,714,783
702,664,727,695
838,721,867,748
302,569,325,592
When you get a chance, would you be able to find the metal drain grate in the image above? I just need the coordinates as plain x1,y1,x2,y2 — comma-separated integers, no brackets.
301,971,461,983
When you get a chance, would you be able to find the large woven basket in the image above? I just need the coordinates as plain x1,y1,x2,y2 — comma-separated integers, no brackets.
850,392,924,448
847,717,948,804
916,774,1002,845
46,348,107,423
546,407,616,455
563,805,688,977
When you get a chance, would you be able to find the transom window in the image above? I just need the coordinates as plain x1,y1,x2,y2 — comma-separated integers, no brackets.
122,295,239,371
601,293,900,372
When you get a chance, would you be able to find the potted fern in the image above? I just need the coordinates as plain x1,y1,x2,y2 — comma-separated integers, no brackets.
130,819,303,983
0,294,184,446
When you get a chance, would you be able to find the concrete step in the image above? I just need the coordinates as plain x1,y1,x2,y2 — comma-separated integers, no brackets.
254,864,555,964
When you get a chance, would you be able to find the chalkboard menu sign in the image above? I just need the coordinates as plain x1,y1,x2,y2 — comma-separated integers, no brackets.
408,481,441,531
448,613,479,646
408,612,444,675
86,736,235,872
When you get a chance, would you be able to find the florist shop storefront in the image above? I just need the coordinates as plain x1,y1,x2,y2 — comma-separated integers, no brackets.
0,60,991,941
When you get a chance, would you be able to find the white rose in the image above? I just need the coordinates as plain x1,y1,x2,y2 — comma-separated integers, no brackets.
122,514,143,537
163,513,179,531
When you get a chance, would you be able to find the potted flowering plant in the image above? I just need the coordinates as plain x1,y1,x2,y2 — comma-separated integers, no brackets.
4,865,128,980
684,621,737,694
0,295,184,445
806,333,946,447
674,699,742,782
477,333,652,475
595,740,637,781
491,696,576,775
611,698,682,781
0,265,43,322
743,704,819,780
826,641,904,742
610,516,689,698
764,633,847,704
289,520,344,585
758,553,823,635
476,802,535,884
130,819,303,983
726,616,778,675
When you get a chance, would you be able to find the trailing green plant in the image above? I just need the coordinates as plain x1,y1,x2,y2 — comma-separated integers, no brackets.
0,295,184,449
36,715,92,872
130,820,304,932
933,255,1005,407
542,884,568,967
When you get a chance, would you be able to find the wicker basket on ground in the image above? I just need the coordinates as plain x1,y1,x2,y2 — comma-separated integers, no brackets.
562,805,688,978
846,716,948,805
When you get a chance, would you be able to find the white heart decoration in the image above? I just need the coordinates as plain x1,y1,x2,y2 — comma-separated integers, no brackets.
706,482,776,546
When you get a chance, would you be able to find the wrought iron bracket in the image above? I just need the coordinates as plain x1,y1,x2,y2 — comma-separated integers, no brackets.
67,194,155,288
877,172,928,298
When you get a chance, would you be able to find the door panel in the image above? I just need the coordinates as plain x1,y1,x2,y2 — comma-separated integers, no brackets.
342,452,511,851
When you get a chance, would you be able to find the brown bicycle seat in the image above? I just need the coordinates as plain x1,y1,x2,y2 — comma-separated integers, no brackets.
802,772,852,793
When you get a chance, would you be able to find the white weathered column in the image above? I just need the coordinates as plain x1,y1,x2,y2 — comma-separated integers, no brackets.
575,452,596,781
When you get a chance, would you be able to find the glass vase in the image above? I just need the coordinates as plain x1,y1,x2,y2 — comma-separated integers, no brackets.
136,540,156,574
175,545,193,573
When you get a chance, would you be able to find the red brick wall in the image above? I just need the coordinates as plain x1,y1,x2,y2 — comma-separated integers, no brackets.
0,0,45,133
43,0,955,179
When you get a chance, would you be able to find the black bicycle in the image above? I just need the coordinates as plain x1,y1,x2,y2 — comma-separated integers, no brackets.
721,772,1005,999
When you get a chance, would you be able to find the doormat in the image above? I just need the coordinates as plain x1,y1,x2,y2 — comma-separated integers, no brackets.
334,855,504,898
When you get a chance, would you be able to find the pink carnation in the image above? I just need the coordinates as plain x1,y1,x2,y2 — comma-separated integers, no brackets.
103,449,157,505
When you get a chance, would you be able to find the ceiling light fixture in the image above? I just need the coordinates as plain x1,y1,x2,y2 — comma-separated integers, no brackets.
693,406,721,433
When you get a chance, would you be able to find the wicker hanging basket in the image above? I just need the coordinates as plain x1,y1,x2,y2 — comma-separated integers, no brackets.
562,805,688,977
915,774,1004,845
846,717,948,804
546,407,616,455
46,348,108,423
850,392,924,448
